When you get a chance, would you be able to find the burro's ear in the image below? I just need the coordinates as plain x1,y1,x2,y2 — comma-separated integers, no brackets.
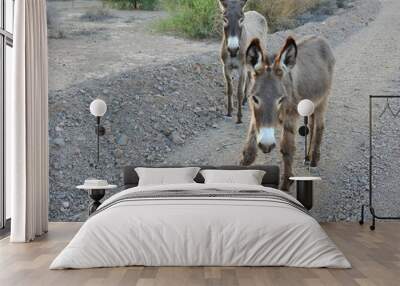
277,36,297,71
246,38,264,74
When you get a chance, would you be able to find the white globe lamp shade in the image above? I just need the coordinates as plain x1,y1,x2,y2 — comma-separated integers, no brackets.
297,99,315,117
90,99,107,117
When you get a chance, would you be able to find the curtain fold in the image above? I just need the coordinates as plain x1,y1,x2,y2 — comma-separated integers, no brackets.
8,0,49,242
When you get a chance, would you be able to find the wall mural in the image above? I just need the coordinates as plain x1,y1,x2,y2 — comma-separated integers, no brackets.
48,0,398,222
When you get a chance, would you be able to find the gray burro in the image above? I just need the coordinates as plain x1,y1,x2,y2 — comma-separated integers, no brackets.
240,35,335,191
219,0,268,124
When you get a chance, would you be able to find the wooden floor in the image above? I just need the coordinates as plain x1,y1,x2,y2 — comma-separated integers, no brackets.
0,222,399,286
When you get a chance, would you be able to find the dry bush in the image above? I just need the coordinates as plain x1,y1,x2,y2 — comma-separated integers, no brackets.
80,7,114,22
157,0,339,38
247,0,322,32
103,0,159,10
156,0,220,39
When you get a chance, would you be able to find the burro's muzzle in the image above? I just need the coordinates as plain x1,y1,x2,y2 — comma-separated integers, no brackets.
257,127,276,153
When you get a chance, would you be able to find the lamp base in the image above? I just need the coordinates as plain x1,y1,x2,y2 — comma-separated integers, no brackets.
296,180,313,210
88,189,105,215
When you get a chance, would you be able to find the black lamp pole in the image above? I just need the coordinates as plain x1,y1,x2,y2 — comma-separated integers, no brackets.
304,116,309,164
297,99,314,167
298,116,310,165
95,116,105,169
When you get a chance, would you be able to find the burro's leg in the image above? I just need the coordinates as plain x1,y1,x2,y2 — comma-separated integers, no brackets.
236,67,247,123
279,114,297,191
310,100,327,167
223,64,233,117
243,71,252,106
240,121,258,166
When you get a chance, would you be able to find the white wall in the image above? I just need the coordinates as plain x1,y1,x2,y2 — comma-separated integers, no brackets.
5,45,12,219
5,0,14,33
5,0,14,220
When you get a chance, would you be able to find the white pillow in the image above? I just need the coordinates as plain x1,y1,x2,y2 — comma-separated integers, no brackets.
135,167,200,186
200,169,266,185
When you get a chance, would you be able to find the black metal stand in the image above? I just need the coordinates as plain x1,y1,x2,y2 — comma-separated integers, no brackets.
88,189,105,215
298,116,310,164
95,116,105,169
360,95,400,230
296,180,313,210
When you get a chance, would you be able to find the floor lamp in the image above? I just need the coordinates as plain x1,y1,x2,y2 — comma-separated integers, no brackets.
89,99,107,169
297,99,315,166
292,99,318,210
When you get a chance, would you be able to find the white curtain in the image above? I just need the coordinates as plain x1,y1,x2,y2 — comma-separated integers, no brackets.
7,0,49,242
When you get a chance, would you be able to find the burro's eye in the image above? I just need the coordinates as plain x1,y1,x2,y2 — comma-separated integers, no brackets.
278,96,285,105
239,17,244,26
223,17,229,27
252,96,259,105
275,68,283,77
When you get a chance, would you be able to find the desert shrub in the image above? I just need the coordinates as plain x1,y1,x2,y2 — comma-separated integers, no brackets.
157,0,333,38
156,0,220,39
103,0,159,10
80,7,114,22
247,0,322,32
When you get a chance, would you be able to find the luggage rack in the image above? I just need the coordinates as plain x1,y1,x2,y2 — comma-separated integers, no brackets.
360,95,400,230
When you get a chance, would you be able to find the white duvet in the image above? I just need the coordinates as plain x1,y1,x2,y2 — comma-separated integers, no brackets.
50,183,350,269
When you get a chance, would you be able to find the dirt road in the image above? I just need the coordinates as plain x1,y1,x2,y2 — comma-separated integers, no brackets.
165,0,400,221
47,0,218,91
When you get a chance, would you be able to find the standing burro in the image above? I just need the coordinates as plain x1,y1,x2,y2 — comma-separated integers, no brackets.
219,0,268,124
240,35,335,191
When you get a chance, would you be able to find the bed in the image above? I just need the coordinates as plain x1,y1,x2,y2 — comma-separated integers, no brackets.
50,165,350,269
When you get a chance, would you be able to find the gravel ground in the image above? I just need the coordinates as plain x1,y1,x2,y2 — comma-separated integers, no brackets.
166,0,387,222
49,55,226,221
317,0,400,222
166,0,400,223
48,0,386,221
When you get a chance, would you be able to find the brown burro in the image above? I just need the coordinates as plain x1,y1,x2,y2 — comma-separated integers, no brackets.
240,35,335,191
219,0,268,124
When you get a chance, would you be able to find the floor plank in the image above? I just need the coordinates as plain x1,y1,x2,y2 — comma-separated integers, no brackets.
0,222,399,286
